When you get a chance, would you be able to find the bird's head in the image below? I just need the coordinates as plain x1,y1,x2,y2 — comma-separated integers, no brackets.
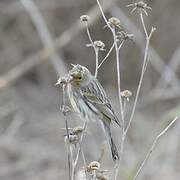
68,64,92,87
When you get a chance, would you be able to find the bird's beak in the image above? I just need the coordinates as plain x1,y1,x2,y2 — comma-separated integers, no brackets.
67,75,74,83
71,64,76,68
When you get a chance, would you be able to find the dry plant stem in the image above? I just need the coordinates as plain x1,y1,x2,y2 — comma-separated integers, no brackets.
81,148,87,167
98,42,115,69
85,23,99,77
96,0,110,27
74,122,87,168
96,0,124,123
110,5,180,87
86,23,94,46
62,84,71,180
125,12,154,135
93,170,96,180
133,117,178,180
115,12,155,180
112,28,125,163
123,99,127,116
70,145,75,180
67,144,71,180
69,122,87,180
114,36,125,126
95,49,99,78
96,1,125,179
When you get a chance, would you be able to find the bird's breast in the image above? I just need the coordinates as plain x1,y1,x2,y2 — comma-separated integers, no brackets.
67,85,99,121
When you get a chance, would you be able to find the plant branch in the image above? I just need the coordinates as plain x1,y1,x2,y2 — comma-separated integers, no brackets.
125,13,155,135
110,5,180,88
133,116,179,180
98,42,115,69
95,49,99,78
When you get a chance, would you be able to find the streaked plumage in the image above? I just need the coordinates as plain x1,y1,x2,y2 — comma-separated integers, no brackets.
67,64,120,161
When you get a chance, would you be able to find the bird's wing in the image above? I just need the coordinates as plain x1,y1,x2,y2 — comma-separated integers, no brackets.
81,78,121,126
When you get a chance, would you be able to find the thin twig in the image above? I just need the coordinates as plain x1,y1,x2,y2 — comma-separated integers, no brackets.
85,22,94,46
71,122,87,179
74,122,87,167
62,84,71,180
132,117,178,180
98,42,115,69
96,0,124,125
95,49,99,78
85,22,99,77
96,0,111,28
110,5,180,87
125,12,155,135
140,12,148,38
70,145,75,180
95,2,126,180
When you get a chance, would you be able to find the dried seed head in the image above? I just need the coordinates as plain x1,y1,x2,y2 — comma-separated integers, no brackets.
64,134,79,144
56,76,68,86
120,90,132,100
127,1,152,15
136,1,148,9
72,126,84,135
96,172,108,180
108,17,121,26
94,40,105,50
80,15,89,22
87,161,100,171
108,17,123,29
117,31,134,41
86,40,105,51
60,105,71,115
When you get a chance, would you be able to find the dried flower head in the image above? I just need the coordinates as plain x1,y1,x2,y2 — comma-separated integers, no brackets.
64,134,79,145
107,17,123,29
117,31,134,41
55,76,68,86
120,90,132,101
127,1,152,16
72,126,84,135
94,40,105,50
80,15,89,22
86,40,105,51
60,105,71,115
87,161,101,171
96,172,108,180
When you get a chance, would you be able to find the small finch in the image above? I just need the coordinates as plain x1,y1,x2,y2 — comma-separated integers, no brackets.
64,64,121,161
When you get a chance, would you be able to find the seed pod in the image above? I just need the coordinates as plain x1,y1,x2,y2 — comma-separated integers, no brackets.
80,15,89,22
72,126,84,135
64,134,79,145
87,161,101,171
93,40,105,50
120,90,132,101
108,17,123,29
56,76,68,85
96,172,108,180
117,31,134,41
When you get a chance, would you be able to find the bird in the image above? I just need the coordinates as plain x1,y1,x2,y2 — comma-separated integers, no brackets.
65,64,121,161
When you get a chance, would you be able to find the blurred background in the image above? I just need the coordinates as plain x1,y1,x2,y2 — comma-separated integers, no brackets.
0,0,179,179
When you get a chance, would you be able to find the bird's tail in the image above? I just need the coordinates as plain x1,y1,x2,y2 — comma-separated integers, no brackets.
102,120,119,162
